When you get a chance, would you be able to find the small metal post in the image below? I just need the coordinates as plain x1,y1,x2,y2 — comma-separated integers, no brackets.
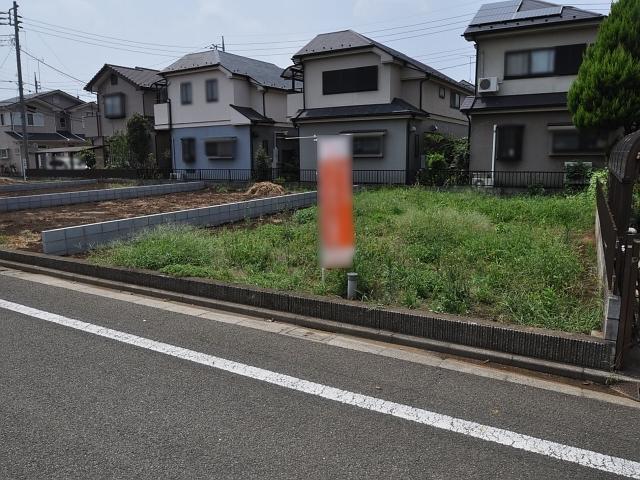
347,272,358,300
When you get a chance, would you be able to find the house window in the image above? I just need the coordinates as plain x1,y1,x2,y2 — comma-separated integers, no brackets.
438,87,446,99
0,148,9,159
180,82,192,105
110,73,118,85
205,79,218,102
348,132,385,157
505,44,586,78
322,65,378,95
104,93,125,118
204,138,235,160
550,129,606,155
450,90,461,109
27,113,33,125
181,137,196,163
59,116,66,128
0,113,5,125
496,125,524,162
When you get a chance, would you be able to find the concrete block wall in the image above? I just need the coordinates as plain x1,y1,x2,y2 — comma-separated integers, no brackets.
0,179,98,194
0,181,205,212
42,191,317,255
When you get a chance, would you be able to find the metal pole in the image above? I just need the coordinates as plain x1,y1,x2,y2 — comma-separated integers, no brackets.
12,1,28,181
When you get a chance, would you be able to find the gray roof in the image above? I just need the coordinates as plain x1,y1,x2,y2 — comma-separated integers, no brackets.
0,90,84,108
460,92,567,112
85,64,163,91
293,30,474,94
161,50,290,90
295,98,429,122
464,0,604,38
230,105,274,123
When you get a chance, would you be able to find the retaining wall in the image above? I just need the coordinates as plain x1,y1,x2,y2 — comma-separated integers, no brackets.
0,181,205,212
0,247,613,370
0,179,98,194
42,191,317,255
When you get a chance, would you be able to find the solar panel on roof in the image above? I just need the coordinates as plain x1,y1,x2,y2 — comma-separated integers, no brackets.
469,0,520,26
513,6,563,19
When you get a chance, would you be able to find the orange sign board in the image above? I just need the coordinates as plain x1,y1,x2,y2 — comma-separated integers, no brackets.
317,135,355,269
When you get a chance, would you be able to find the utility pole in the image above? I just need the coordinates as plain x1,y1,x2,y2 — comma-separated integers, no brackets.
221,35,225,52
9,1,28,180
34,71,38,92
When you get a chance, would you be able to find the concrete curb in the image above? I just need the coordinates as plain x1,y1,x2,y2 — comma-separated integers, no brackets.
0,248,613,371
0,257,633,385
0,181,205,213
41,191,317,255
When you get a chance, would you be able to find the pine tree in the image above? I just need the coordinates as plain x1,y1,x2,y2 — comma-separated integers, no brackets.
568,0,640,134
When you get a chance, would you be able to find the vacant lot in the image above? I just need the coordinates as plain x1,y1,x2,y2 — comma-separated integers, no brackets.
0,186,268,251
90,188,600,333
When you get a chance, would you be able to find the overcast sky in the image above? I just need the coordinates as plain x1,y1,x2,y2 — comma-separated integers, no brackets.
0,0,611,102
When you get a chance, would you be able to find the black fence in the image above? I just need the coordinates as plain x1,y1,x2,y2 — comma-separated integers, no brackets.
20,167,590,189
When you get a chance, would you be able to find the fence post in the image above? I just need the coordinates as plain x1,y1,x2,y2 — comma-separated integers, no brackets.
615,236,639,369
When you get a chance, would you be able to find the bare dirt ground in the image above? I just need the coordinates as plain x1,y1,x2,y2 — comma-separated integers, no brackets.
0,186,269,251
0,182,132,197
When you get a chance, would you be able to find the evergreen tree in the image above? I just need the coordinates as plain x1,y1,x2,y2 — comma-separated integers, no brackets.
568,0,640,134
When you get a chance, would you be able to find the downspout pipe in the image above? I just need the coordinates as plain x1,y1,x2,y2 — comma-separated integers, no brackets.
418,73,431,112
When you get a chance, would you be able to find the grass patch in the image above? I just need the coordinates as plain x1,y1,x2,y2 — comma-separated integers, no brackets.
90,188,601,333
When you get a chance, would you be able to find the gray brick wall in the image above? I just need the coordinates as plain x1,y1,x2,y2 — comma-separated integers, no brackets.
0,181,205,212
42,191,318,255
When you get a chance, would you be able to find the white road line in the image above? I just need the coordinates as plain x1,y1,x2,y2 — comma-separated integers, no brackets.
1,298,639,479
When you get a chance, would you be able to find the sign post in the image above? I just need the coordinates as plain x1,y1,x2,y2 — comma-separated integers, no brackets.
317,135,355,269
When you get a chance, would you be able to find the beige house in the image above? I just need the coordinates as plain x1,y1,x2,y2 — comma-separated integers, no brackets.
461,0,606,179
0,90,98,175
85,64,170,168
288,30,473,183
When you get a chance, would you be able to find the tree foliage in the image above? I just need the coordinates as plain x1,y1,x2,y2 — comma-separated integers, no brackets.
79,148,96,169
568,0,640,134
126,113,153,168
254,146,271,181
105,131,130,169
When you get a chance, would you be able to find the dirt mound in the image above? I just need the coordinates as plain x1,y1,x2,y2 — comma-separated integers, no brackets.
0,177,18,185
246,182,286,197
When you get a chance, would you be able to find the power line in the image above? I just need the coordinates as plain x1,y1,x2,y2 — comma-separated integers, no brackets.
20,48,86,83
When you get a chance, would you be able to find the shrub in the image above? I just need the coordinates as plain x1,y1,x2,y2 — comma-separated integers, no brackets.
127,114,153,168
106,131,130,168
254,146,271,181
423,131,469,167
79,148,96,169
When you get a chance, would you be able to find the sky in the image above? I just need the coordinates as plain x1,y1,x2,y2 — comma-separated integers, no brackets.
0,0,612,103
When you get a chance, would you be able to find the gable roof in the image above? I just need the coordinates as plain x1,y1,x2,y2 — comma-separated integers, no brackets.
293,30,474,94
0,90,84,109
464,0,604,39
85,64,163,92
160,50,290,90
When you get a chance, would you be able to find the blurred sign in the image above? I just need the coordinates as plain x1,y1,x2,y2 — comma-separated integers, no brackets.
317,135,354,269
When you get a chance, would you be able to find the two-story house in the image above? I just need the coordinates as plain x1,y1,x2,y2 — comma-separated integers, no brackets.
153,50,297,173
85,64,170,168
0,90,98,174
289,30,474,182
461,0,606,177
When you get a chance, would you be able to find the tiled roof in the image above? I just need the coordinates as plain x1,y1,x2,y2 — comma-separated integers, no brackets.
230,105,274,123
85,64,163,91
463,0,604,38
293,30,474,94
460,92,567,112
0,90,83,108
161,50,290,90
294,98,429,121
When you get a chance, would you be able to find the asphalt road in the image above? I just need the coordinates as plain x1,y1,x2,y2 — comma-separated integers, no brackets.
1,272,639,479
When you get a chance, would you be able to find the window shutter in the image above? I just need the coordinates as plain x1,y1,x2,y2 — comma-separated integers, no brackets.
554,44,586,75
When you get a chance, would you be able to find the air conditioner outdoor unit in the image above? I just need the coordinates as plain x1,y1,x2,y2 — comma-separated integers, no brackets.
477,77,499,94
472,173,493,187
